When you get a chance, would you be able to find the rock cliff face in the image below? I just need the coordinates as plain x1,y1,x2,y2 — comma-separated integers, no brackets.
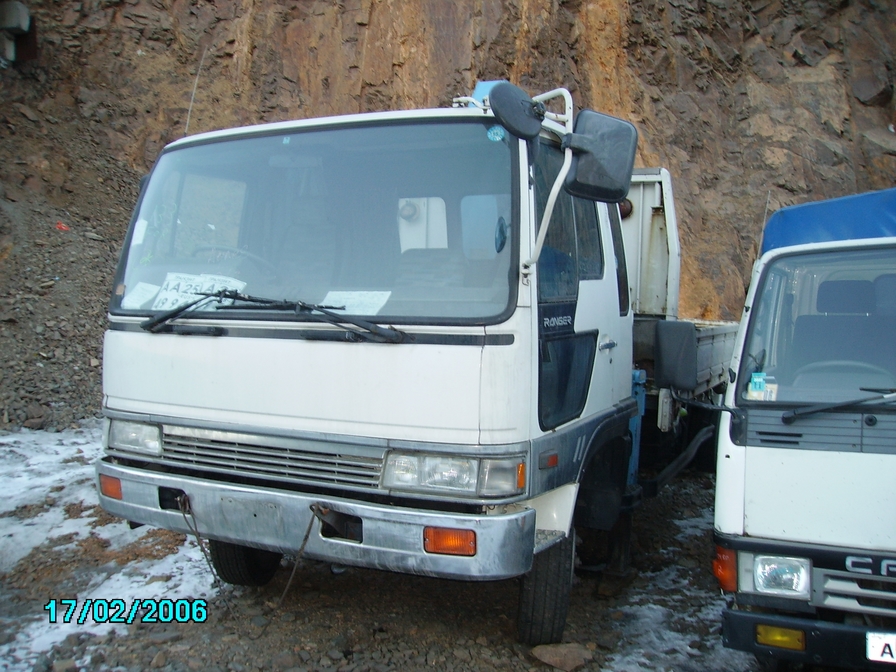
0,0,894,427
627,0,896,316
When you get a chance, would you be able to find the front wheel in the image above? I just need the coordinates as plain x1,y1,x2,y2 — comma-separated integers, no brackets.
208,540,283,586
517,530,575,645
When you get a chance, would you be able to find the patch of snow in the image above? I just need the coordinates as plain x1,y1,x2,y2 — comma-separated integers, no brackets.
674,508,714,540
14,537,216,655
0,423,219,669
0,423,106,572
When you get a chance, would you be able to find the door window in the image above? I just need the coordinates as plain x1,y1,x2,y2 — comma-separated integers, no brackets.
533,139,605,429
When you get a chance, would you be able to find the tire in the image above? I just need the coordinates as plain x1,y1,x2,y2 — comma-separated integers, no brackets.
208,540,283,587
517,530,575,645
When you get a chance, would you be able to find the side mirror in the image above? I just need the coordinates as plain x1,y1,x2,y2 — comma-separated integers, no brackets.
655,320,698,392
563,110,638,203
488,82,545,140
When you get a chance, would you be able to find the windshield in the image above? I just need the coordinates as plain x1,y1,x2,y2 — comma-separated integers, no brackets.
112,119,517,325
739,245,896,404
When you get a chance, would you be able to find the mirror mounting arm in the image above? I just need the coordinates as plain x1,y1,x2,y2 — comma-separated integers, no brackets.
522,144,574,272
561,131,591,154
531,88,574,132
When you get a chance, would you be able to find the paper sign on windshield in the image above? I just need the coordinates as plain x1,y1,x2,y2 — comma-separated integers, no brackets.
322,291,391,315
150,273,246,311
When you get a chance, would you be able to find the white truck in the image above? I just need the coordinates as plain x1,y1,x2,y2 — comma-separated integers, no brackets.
95,82,735,644
657,187,896,669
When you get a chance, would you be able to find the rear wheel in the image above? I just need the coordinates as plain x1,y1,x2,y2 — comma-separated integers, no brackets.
517,530,575,645
208,540,283,586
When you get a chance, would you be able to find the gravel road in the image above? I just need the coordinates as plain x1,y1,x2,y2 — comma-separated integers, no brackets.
0,427,758,672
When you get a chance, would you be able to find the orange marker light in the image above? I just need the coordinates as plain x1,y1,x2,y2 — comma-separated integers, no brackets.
713,545,737,592
517,462,526,491
423,527,476,556
756,624,806,651
99,474,123,500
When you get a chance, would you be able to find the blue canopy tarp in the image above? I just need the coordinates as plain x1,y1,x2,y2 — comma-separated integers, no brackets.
761,187,896,254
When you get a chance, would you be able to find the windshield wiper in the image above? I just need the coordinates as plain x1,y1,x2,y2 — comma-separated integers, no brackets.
781,390,896,424
141,289,406,343
212,290,406,344
140,289,233,333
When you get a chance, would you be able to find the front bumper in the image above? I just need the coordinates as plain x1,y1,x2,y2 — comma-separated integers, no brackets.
723,609,896,671
96,458,537,580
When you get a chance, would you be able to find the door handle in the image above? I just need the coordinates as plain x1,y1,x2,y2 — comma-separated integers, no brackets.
598,339,618,351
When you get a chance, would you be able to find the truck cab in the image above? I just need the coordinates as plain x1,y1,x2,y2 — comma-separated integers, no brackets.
95,83,726,644
660,187,896,670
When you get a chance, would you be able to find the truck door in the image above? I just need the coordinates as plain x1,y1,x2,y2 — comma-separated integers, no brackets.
533,139,630,429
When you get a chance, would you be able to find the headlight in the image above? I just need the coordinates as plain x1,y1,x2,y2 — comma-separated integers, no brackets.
383,452,525,497
752,555,811,598
384,454,477,493
421,455,478,491
107,420,162,456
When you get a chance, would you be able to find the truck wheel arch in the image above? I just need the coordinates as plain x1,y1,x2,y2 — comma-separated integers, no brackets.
573,432,632,531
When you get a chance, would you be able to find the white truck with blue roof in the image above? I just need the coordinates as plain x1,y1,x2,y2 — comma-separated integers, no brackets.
95,82,735,644
657,187,896,669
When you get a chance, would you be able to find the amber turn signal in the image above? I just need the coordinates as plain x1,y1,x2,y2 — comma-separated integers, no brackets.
423,527,476,556
713,545,737,592
756,624,806,651
99,474,123,500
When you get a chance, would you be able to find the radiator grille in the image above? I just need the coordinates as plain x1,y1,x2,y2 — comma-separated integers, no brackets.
746,408,896,454
813,569,896,619
156,426,386,490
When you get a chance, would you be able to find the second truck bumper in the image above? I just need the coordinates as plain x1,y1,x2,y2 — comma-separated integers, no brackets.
723,608,896,671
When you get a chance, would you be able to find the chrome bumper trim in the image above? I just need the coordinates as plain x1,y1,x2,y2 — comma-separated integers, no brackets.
96,459,536,580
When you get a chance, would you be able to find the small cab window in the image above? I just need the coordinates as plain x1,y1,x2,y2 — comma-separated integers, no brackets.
608,204,629,316
461,194,512,260
575,198,603,280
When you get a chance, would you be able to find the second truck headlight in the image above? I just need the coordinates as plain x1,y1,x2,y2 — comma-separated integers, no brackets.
753,555,811,598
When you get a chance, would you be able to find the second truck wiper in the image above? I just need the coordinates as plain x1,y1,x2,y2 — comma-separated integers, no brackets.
781,390,896,424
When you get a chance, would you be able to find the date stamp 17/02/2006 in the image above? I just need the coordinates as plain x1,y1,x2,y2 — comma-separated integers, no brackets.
44,599,208,625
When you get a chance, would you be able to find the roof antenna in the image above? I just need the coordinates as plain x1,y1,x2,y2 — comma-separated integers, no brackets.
762,189,772,225
185,45,210,136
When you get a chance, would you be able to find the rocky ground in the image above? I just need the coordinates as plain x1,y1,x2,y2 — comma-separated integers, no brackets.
1,453,750,672
0,98,141,430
